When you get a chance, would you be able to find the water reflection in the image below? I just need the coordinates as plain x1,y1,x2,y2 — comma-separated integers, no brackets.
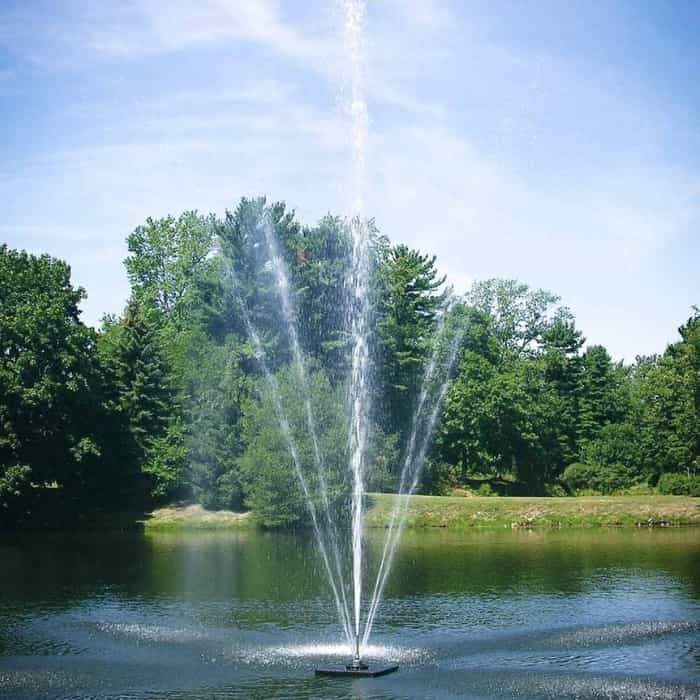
0,528,698,698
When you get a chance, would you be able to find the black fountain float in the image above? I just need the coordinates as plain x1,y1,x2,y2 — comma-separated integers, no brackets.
314,634,399,678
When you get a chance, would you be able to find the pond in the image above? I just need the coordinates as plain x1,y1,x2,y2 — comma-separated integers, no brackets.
1,528,698,699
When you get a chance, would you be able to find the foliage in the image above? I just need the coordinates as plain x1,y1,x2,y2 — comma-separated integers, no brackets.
375,243,447,440
422,461,461,496
125,211,216,322
238,365,348,529
187,334,247,511
467,279,561,359
657,473,700,497
100,301,185,503
579,423,641,478
578,345,624,442
544,482,568,497
1,199,698,529
438,349,561,490
365,430,400,493
477,483,494,497
561,461,640,495
143,417,189,501
0,245,108,510
0,464,32,526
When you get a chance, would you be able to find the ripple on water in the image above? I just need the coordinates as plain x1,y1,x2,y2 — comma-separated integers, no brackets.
547,620,700,648
239,641,432,669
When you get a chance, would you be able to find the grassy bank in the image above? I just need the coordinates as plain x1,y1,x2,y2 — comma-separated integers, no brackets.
139,495,699,531
364,493,700,529
143,504,252,531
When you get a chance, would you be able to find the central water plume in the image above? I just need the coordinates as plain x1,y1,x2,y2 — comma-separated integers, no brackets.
228,0,465,666
343,0,371,653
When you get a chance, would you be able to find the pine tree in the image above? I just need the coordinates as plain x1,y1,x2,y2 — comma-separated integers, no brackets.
578,345,619,444
114,302,171,452
541,310,585,469
376,244,447,441
107,301,184,502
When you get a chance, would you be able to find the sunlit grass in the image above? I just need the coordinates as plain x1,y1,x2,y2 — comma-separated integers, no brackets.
364,493,700,529
141,495,699,531
143,504,252,530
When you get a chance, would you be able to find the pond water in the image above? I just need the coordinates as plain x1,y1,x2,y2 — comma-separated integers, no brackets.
1,528,698,699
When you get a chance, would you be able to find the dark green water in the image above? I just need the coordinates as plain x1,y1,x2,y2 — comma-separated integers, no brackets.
1,528,698,699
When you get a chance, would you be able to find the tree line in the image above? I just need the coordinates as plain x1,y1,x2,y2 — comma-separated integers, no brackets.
1,198,698,528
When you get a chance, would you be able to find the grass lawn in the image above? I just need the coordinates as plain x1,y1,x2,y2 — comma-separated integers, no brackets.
140,495,699,531
363,493,700,529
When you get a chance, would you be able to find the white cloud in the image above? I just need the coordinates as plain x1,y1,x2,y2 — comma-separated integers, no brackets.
1,0,698,361
90,2,306,56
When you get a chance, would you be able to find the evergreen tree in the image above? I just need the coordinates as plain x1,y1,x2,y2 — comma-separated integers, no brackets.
541,309,585,469
578,344,621,444
187,334,246,510
107,301,185,502
375,244,446,441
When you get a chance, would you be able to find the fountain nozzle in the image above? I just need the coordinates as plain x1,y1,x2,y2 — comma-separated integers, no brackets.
348,633,367,671
315,634,397,677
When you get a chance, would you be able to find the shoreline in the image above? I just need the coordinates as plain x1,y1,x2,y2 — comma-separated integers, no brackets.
142,494,699,532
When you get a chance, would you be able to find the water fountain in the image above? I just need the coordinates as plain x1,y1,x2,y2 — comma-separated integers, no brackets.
230,0,464,679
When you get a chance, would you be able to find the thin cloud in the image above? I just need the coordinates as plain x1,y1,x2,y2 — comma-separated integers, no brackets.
0,0,697,362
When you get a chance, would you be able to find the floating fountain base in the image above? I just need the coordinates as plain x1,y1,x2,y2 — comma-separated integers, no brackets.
314,663,399,678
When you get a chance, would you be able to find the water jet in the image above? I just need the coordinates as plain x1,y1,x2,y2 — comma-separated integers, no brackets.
232,2,462,679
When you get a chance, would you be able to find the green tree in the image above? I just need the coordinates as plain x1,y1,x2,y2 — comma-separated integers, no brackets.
375,244,446,440
239,366,348,528
216,198,295,368
574,312,699,487
435,285,575,491
103,301,185,502
578,344,623,443
467,279,561,360
289,215,352,377
187,334,247,510
0,246,107,521
541,309,585,469
437,348,558,490
125,211,216,323
665,310,700,476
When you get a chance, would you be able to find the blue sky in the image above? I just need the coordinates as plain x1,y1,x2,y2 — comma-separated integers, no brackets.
1,0,698,361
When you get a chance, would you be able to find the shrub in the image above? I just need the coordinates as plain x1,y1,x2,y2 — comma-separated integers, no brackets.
0,465,32,527
560,463,595,494
239,367,349,529
561,461,639,495
616,483,655,496
214,471,244,511
657,473,700,497
545,482,568,497
423,461,460,496
477,483,494,497
365,431,400,493
143,420,188,503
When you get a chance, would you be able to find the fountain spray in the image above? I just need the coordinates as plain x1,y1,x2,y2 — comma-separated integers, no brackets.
343,0,370,657
316,0,400,677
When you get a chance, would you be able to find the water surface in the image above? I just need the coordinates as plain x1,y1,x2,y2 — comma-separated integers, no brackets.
1,528,698,699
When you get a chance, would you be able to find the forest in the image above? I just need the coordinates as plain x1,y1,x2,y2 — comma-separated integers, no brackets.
1,198,698,529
